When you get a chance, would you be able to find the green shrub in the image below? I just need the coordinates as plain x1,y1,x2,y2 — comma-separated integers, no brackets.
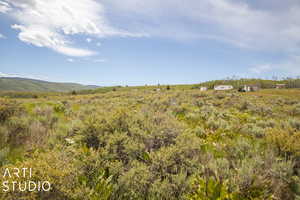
53,103,66,113
0,100,22,123
187,177,239,200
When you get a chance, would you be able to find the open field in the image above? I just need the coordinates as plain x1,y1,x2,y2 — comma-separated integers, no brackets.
1,87,300,199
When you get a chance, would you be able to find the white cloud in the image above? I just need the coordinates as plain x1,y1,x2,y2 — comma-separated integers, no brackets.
55,45,96,57
86,38,92,43
0,1,10,13
2,0,143,57
11,24,97,57
250,64,273,74
96,42,101,46
0,33,6,39
65,57,106,63
2,0,300,56
102,0,300,51
249,55,300,76
276,55,300,75
93,58,106,63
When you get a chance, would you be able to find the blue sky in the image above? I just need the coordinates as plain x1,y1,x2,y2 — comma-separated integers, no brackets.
0,0,300,86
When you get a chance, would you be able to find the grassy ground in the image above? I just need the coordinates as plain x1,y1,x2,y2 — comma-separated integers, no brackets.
1,87,300,199
247,89,300,98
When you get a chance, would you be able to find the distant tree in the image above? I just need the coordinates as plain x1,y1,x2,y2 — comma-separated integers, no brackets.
71,90,77,95
166,85,171,90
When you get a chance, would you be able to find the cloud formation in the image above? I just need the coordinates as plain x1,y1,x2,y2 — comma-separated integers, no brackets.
0,33,5,38
272,55,300,76
2,0,143,56
0,1,10,13
103,0,300,51
249,55,300,76
93,58,106,63
86,38,92,43
1,0,300,61
250,64,273,74
103,0,300,75
11,24,97,56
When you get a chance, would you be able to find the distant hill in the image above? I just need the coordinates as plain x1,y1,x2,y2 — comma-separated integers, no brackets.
199,78,300,89
0,77,100,92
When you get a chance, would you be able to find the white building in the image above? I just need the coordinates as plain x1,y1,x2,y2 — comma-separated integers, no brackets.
214,85,233,91
243,85,251,92
276,84,286,89
240,85,259,92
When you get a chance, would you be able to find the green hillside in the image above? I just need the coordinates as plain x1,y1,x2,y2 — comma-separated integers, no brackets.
0,77,99,92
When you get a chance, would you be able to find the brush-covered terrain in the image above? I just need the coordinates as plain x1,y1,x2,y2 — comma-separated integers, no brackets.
1,86,300,200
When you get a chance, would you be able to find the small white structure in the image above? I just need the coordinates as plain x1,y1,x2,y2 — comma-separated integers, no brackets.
243,85,251,92
276,84,286,89
240,85,259,92
214,85,233,91
200,87,207,91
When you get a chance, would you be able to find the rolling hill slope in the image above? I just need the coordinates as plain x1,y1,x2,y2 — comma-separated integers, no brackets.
0,77,99,92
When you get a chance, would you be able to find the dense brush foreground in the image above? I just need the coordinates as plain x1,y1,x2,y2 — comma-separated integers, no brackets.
1,87,300,199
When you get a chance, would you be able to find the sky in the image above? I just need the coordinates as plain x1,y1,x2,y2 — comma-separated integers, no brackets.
0,0,300,86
